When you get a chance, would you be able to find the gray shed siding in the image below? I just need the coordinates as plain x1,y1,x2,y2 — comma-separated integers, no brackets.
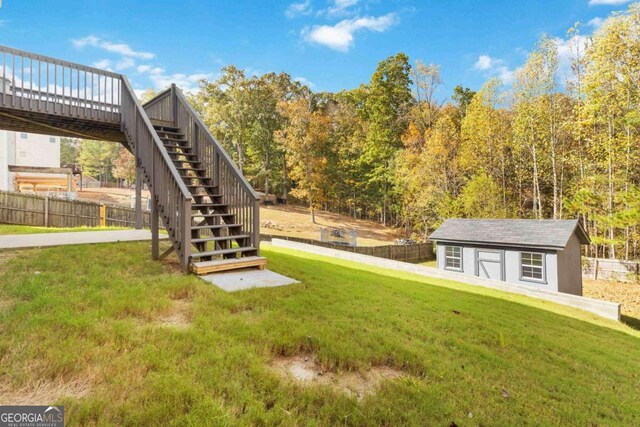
556,234,583,296
436,242,561,293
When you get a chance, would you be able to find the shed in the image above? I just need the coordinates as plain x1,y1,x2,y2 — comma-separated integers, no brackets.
429,219,590,296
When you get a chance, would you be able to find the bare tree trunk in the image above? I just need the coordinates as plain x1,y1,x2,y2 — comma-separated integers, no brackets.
282,155,288,203
531,142,542,219
607,118,615,259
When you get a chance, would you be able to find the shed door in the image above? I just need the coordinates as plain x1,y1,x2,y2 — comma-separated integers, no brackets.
476,250,504,281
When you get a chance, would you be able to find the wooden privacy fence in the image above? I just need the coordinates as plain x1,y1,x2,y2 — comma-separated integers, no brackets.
0,190,152,229
261,234,435,264
582,257,640,282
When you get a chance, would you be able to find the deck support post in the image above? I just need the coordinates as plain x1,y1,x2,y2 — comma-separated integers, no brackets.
135,165,143,229
151,197,159,260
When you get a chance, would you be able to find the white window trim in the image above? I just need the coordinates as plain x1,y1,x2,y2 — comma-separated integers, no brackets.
444,245,463,272
519,251,547,284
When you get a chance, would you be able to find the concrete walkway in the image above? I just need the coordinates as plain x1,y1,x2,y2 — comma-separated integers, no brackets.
0,230,166,250
270,239,621,321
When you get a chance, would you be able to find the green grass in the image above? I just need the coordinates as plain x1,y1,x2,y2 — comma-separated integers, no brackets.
0,224,127,235
0,242,639,426
421,260,437,267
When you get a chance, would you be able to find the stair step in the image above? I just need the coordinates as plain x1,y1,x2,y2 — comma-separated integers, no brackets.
191,193,223,199
187,184,218,189
167,151,197,157
157,130,183,136
159,135,187,141
191,246,257,259
177,167,207,172
192,235,251,244
153,124,180,129
173,159,202,165
193,203,227,208
191,223,242,230
164,143,190,149
192,213,234,218
190,256,266,275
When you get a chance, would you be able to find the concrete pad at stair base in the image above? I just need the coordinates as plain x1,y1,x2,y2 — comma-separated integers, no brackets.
0,230,167,250
199,269,299,292
270,239,621,321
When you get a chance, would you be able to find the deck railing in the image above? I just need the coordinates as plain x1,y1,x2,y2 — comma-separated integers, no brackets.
0,45,121,122
144,86,260,253
120,78,193,268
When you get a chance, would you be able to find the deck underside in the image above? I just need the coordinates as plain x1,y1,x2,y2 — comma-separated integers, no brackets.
0,102,125,142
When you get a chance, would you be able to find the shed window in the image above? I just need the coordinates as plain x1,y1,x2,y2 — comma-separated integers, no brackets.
20,133,28,139
521,252,544,281
49,137,56,143
445,246,462,270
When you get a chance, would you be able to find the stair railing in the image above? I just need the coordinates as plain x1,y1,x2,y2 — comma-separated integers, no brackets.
120,77,193,268
143,85,261,254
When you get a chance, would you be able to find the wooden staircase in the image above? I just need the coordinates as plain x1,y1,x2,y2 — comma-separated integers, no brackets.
153,123,265,275
0,45,263,275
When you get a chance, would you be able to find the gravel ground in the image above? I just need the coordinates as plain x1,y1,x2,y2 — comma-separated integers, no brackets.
583,278,640,320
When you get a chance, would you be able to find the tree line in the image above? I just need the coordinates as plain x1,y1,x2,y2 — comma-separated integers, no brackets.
70,4,640,260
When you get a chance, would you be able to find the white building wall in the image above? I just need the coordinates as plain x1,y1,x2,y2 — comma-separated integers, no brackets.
14,132,60,167
436,242,562,294
0,130,9,190
0,131,61,191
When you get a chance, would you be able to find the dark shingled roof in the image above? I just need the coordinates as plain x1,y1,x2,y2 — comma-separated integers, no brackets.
429,219,590,249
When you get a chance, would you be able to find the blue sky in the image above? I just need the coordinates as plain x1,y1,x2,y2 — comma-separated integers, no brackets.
0,0,635,99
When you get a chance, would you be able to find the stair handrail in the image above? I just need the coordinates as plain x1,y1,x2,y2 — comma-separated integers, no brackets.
120,77,192,199
173,87,260,201
120,76,193,268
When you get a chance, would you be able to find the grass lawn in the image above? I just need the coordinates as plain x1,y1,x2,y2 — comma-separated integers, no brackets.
0,242,639,425
0,224,127,235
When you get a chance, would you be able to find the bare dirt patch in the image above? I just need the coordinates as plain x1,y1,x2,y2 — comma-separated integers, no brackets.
261,205,402,246
155,299,192,329
270,355,406,400
583,278,640,320
0,377,92,405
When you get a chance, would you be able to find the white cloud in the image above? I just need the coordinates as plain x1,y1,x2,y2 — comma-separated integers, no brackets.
326,0,360,17
587,17,604,28
135,64,212,93
553,34,591,82
473,55,494,71
294,76,316,89
72,35,155,59
303,13,398,52
72,35,211,94
588,0,631,5
149,72,211,94
93,59,112,69
473,55,515,84
285,0,312,18
115,57,135,70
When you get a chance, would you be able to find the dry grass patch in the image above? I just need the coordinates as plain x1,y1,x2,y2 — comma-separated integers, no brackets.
155,299,192,329
0,377,93,405
0,250,18,266
0,298,15,312
270,355,407,400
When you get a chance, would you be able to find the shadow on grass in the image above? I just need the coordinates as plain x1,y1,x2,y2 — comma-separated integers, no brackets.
621,315,640,331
